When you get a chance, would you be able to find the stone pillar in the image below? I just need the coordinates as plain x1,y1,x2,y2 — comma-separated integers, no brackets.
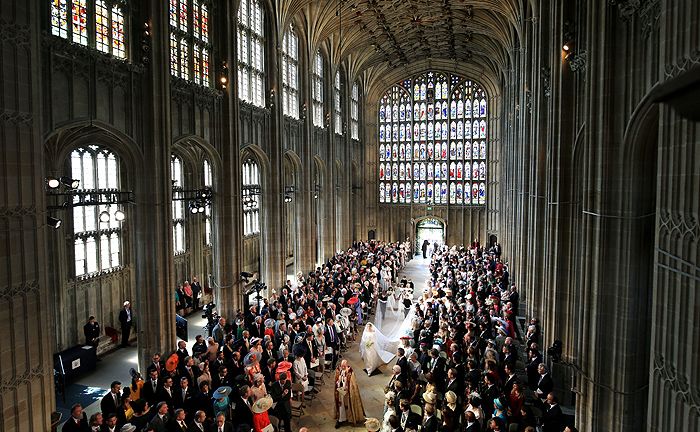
213,0,244,315
134,1,177,367
0,2,55,431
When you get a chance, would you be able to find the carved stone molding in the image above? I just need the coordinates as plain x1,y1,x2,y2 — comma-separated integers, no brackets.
568,51,587,74
44,33,145,74
0,366,47,393
0,109,33,126
0,281,40,301
653,354,700,415
664,50,700,80
659,210,699,242
541,67,551,98
0,19,30,47
639,0,661,39
0,206,37,218
609,0,640,21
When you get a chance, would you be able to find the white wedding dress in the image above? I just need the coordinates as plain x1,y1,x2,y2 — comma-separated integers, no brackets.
359,323,397,374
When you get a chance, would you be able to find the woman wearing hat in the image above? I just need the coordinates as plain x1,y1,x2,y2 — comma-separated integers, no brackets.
251,373,268,401
441,390,460,431
251,395,275,432
212,386,232,419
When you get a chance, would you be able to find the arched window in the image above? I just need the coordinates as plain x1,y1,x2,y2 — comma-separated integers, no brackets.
377,72,488,206
50,0,127,59
334,70,343,135
242,158,260,236
171,155,186,254
203,159,213,246
282,25,299,119
312,50,324,128
169,0,211,85
351,83,360,140
70,146,123,277
238,0,265,107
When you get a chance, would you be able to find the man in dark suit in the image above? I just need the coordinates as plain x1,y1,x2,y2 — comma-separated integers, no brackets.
421,404,439,432
190,276,202,311
261,358,277,386
211,412,234,432
464,411,481,432
302,332,319,369
482,375,500,419
445,368,462,401
147,353,165,375
148,402,170,432
270,372,292,432
100,413,118,432
118,301,133,347
179,356,200,386
324,318,339,369
157,377,176,413
395,347,409,376
171,408,188,432
83,316,100,347
428,349,447,392
187,410,210,432
541,393,564,432
250,317,264,338
536,364,554,403
62,404,90,432
231,385,253,431
175,340,189,363
503,363,519,396
261,340,277,366
142,369,161,406
99,381,122,419
398,400,421,431
174,377,195,418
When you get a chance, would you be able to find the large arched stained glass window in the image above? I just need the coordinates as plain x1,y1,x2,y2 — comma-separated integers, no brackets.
282,26,299,119
50,0,127,59
242,158,261,236
169,0,211,85
312,51,324,128
378,72,488,206
172,155,186,254
71,146,123,277
334,71,343,135
351,83,360,140
238,0,265,107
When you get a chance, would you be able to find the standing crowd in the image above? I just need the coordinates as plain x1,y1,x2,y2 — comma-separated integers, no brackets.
63,240,411,432
380,242,577,432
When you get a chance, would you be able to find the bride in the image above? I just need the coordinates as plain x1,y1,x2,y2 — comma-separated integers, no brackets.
359,323,398,375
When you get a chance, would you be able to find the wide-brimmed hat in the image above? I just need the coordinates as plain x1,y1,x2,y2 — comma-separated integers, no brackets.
445,390,457,406
364,418,381,432
213,386,232,399
165,354,179,372
340,307,352,317
252,396,274,413
120,424,136,432
264,318,275,328
423,391,437,405
347,296,359,305
244,352,259,366
277,361,293,374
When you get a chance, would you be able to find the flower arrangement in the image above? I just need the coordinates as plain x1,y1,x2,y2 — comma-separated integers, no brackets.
365,340,374,349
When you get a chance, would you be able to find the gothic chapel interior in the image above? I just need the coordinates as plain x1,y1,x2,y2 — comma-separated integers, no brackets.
1,0,699,431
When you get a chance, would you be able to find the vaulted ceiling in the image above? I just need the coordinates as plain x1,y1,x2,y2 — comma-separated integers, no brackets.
277,0,526,98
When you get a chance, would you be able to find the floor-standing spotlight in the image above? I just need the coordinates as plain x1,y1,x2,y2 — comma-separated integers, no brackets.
47,216,62,229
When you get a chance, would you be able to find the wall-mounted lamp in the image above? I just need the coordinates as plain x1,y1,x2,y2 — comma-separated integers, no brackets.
220,62,229,90
47,216,62,229
562,42,571,52
313,184,321,199
284,186,295,203
325,112,331,128
269,88,276,108
300,103,307,120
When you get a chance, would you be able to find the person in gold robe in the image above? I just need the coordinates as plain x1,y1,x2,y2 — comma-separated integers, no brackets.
334,359,365,428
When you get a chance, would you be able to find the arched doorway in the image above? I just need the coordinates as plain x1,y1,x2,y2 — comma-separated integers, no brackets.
415,218,445,254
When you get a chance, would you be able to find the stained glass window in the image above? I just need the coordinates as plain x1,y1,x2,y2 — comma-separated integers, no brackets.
51,0,127,59
312,51,324,128
242,158,261,236
378,72,488,206
334,71,343,135
172,155,186,254
351,83,360,140
169,0,212,86
71,146,123,277
238,0,265,107
282,26,299,119
203,159,213,246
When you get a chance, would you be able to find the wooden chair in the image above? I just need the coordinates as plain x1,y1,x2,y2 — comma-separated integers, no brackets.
291,381,305,417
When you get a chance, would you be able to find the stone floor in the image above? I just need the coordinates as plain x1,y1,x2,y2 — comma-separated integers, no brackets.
70,254,432,431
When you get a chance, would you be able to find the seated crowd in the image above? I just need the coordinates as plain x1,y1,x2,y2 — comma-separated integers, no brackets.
62,240,411,432
381,242,577,432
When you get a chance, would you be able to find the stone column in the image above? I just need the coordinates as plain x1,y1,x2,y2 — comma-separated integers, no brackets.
0,2,55,431
213,0,244,315
134,1,178,367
